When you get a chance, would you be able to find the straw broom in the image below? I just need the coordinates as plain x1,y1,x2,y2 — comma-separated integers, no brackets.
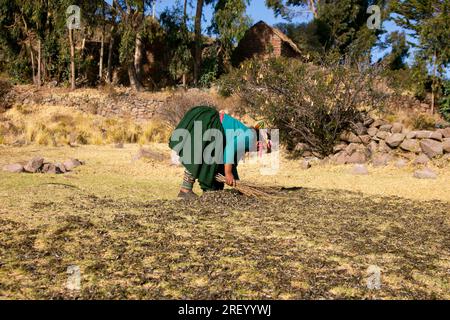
215,174,279,198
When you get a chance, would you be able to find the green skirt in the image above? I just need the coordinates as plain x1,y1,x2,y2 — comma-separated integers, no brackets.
169,106,226,191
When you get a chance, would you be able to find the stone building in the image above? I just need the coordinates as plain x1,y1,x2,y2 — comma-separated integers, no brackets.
232,21,302,67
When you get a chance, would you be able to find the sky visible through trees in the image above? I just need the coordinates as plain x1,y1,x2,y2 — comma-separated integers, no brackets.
152,0,448,78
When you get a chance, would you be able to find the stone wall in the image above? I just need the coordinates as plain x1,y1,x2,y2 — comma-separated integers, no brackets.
10,86,169,121
328,119,450,166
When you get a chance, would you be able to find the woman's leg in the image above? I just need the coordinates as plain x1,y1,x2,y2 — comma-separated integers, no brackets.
181,169,195,191
179,170,198,199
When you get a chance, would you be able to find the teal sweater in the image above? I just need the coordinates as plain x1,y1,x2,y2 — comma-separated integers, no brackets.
222,114,256,164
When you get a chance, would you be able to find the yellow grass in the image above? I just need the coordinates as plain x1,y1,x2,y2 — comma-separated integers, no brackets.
0,104,171,146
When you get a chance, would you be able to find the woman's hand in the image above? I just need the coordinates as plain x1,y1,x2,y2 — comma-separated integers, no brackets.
225,172,236,187
224,164,236,187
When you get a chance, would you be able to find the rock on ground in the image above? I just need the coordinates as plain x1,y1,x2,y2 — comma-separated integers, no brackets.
400,139,421,153
430,131,443,141
351,164,369,175
443,138,450,153
54,163,67,173
415,131,434,139
300,159,312,169
371,119,387,128
420,139,443,158
413,168,437,180
347,151,367,164
385,133,406,148
2,163,24,173
438,127,450,138
367,127,378,137
379,124,393,132
24,157,44,173
376,131,390,140
391,123,403,134
372,153,392,167
395,159,408,168
340,131,362,144
133,148,166,162
63,158,82,171
413,154,430,165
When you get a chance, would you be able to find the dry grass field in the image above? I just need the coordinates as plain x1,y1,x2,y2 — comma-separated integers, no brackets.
1,144,450,299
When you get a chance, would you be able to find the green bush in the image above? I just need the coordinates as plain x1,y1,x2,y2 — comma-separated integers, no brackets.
439,81,450,122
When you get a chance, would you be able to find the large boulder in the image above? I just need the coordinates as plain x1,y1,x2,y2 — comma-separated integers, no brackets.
400,139,421,153
413,168,437,180
420,139,443,158
443,138,450,153
2,163,24,173
24,157,44,173
385,133,406,148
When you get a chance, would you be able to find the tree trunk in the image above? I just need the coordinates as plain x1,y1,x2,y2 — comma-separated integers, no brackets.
152,0,156,18
69,28,76,90
183,0,188,88
309,0,318,18
183,0,188,25
107,1,116,84
128,63,142,91
106,27,114,83
194,0,204,85
28,38,36,85
99,2,105,82
37,39,42,87
99,31,105,81
134,32,144,85
431,51,437,115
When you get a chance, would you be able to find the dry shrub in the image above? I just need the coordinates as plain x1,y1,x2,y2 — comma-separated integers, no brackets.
0,79,12,112
140,120,171,144
219,57,385,157
407,112,437,130
157,88,243,128
159,88,219,127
